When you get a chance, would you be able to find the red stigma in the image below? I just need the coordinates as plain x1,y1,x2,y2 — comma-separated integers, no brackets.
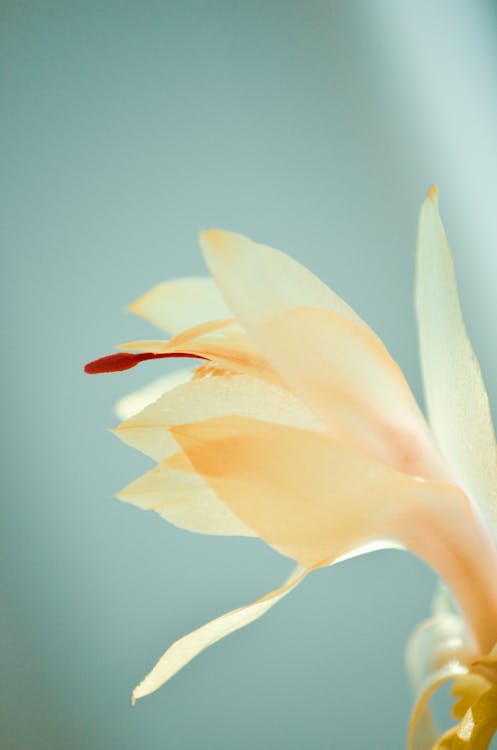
84,351,206,374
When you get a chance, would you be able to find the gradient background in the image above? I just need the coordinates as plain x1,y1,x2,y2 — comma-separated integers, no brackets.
3,1,497,748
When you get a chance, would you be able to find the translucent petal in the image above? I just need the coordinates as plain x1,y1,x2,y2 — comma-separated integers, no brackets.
132,564,309,702
114,373,322,462
416,188,497,538
253,306,444,477
170,415,458,567
200,229,374,335
200,229,444,479
406,613,471,750
116,323,275,381
129,276,231,335
116,461,254,536
114,367,194,421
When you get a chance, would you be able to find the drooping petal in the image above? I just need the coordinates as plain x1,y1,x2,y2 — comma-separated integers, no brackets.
200,229,374,335
416,187,497,538
169,415,459,567
132,564,310,703
114,373,323,462
115,367,194,421
116,461,254,536
129,276,231,335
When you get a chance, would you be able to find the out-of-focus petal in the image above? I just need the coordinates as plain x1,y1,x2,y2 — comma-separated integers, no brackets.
416,187,497,538
132,564,310,703
432,685,497,749
407,613,471,750
129,276,231,334
114,367,194,421
114,373,323,462
116,461,254,536
200,229,374,336
451,673,491,720
170,416,458,567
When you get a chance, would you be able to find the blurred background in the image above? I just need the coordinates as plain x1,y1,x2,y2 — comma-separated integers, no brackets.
3,1,497,747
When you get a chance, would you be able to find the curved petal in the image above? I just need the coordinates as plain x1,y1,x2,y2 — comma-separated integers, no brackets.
116,461,254,536
257,306,446,477
116,324,276,382
171,414,497,654
114,373,323,462
432,685,497,749
129,276,231,335
416,187,497,538
406,613,471,750
199,229,445,479
169,415,460,567
132,564,310,703
200,229,374,336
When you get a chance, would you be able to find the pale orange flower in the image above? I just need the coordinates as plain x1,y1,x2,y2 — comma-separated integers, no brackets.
86,188,497,748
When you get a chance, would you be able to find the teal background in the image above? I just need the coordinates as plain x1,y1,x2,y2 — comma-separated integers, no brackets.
3,1,497,747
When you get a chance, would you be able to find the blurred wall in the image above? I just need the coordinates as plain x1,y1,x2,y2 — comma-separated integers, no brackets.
2,1,497,748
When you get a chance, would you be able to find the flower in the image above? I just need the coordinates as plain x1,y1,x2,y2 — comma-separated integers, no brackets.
85,188,497,748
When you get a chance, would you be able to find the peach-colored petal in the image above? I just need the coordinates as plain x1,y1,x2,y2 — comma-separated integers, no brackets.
114,367,194,421
132,564,309,703
129,276,231,335
416,188,497,538
114,373,323,462
171,414,497,652
251,305,444,478
200,229,445,478
116,321,277,382
116,461,254,536
169,415,453,567
200,229,374,335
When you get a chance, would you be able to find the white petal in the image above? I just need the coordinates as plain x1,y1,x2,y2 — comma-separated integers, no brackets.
114,367,194,421
114,373,323,462
132,565,308,702
416,187,497,537
129,276,231,334
117,462,254,536
200,229,374,335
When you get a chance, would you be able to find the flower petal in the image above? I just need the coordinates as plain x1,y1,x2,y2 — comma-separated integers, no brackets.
116,324,275,381
116,461,254,536
114,373,323,462
407,613,471,750
229,305,443,478
170,415,454,567
200,229,444,479
431,684,497,749
115,367,195,421
129,276,231,335
416,187,497,537
131,564,309,702
200,229,374,335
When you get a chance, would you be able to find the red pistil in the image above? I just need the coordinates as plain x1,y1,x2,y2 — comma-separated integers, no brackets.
84,351,207,374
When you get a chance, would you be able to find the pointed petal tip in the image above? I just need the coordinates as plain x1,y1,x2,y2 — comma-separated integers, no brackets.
200,229,242,263
427,184,439,206
127,295,143,315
